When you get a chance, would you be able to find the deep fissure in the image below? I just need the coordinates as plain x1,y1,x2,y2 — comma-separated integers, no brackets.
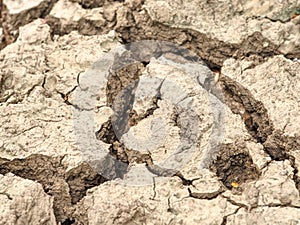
219,75,300,193
1,0,300,223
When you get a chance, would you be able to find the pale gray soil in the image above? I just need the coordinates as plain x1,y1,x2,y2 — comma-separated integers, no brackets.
0,0,300,224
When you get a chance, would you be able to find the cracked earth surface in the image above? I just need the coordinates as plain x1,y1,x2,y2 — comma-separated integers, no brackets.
0,0,300,224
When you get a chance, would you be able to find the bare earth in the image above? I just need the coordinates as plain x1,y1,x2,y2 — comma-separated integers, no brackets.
0,0,300,224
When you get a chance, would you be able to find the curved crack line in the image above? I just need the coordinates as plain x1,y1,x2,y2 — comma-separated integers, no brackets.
0,191,12,200
219,74,300,193
0,154,107,224
39,0,300,69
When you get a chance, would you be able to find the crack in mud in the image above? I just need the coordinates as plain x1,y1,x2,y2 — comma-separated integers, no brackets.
95,44,206,183
0,0,58,49
42,0,299,68
96,61,154,179
0,190,12,200
129,77,165,127
1,0,300,223
0,154,106,224
57,86,79,108
123,15,284,67
107,62,145,137
211,141,260,190
1,0,299,65
69,0,124,9
219,75,273,143
220,206,243,225
220,194,300,225
219,75,300,193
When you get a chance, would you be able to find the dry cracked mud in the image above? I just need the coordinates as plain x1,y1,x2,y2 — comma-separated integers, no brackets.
0,0,300,224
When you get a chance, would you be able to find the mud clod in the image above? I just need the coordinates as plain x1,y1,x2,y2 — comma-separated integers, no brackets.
0,0,58,49
188,187,225,200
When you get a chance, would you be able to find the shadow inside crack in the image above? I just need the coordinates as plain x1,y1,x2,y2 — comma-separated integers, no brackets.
219,75,300,193
0,154,107,224
70,0,125,9
211,142,260,190
66,162,108,204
